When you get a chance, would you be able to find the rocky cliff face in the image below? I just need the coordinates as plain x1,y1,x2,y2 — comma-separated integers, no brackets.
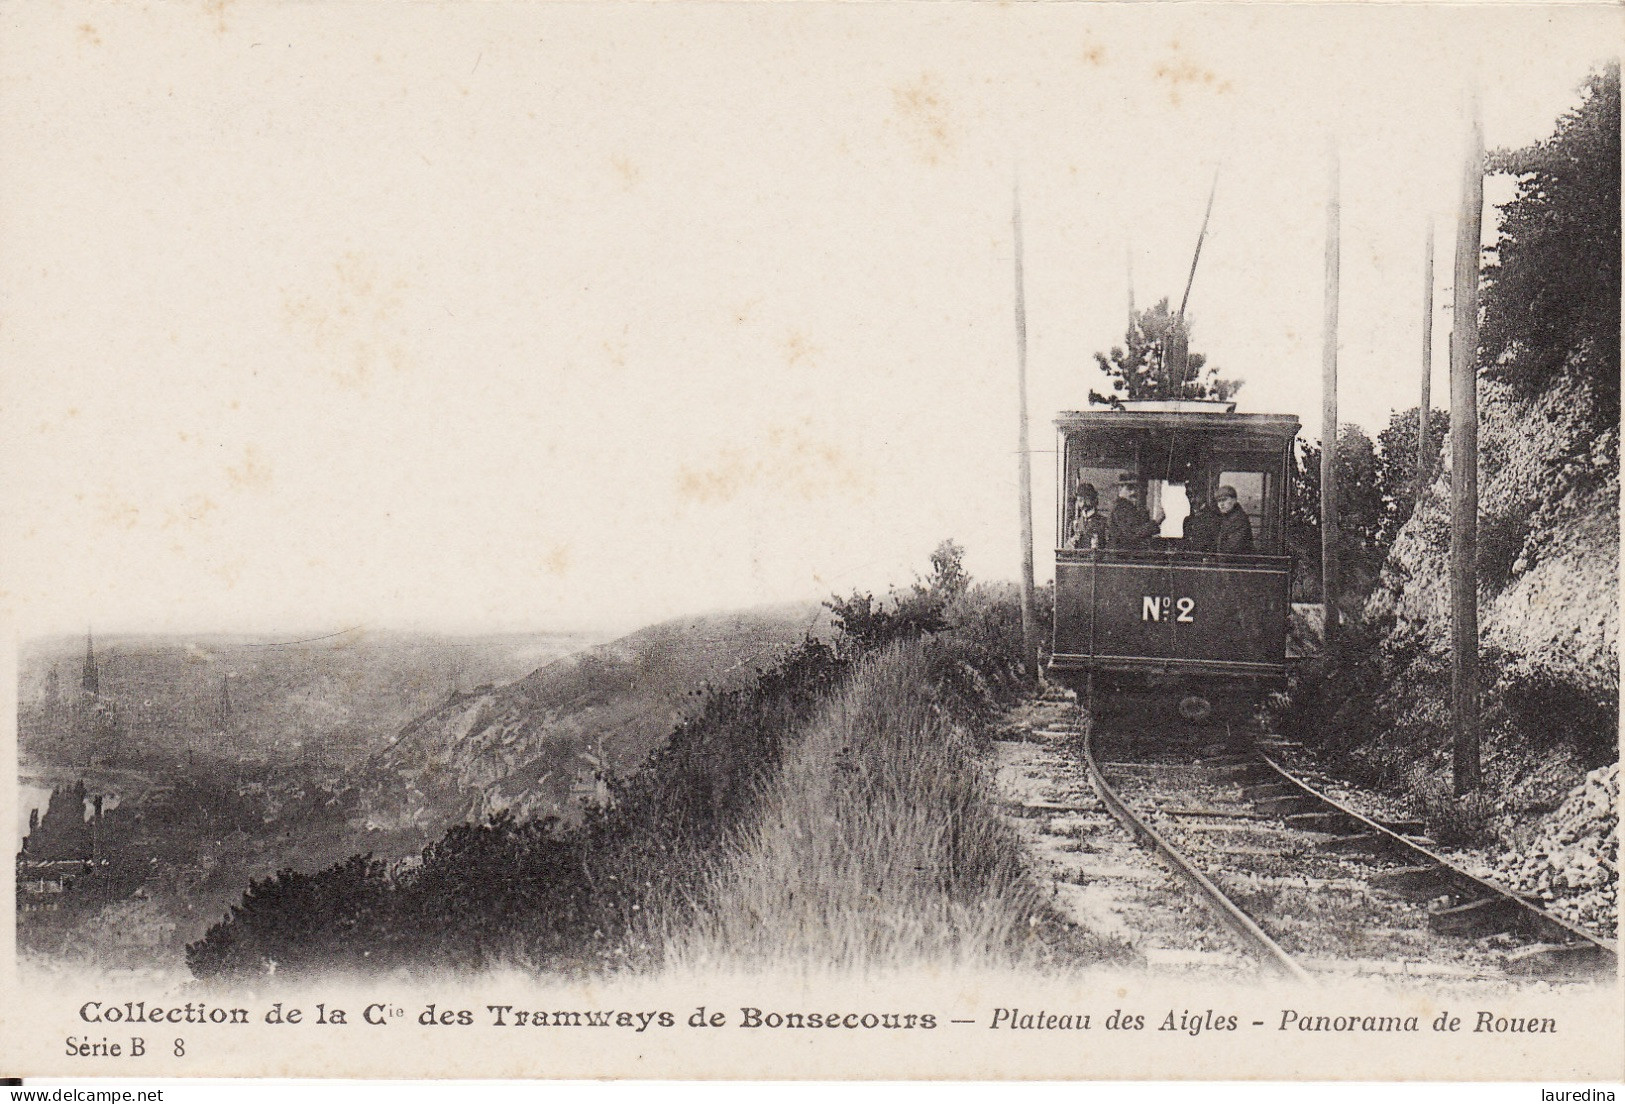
1364,373,1617,782
363,604,826,837
1338,371,1617,927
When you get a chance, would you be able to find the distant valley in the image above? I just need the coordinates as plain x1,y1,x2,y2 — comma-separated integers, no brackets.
16,607,826,973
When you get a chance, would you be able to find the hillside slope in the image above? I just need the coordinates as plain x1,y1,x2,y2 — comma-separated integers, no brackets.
365,603,827,834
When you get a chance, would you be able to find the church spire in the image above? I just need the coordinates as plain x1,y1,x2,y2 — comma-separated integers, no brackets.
81,630,99,699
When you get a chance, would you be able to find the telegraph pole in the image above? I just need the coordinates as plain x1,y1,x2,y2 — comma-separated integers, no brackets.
1450,103,1484,795
1320,147,1341,665
1126,245,1135,332
1417,223,1435,508
1013,183,1040,679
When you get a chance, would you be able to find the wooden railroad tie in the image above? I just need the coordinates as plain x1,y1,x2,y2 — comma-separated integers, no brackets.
1160,805,1269,821
1016,800,1095,815
1253,794,1316,816
1368,865,1448,898
1376,817,1428,836
1197,753,1254,769
1204,844,1285,857
1101,761,1215,772
1318,831,1379,853
1283,810,1352,833
1241,782,1298,801
1427,895,1521,937
1503,941,1608,977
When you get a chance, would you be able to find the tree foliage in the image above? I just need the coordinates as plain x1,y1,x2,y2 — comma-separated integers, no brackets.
1374,407,1452,546
1287,408,1451,601
1290,426,1380,559
185,855,396,979
1089,298,1243,406
1481,63,1620,421
825,539,968,653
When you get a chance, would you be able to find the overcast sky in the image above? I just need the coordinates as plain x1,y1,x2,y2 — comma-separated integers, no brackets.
1,2,1616,637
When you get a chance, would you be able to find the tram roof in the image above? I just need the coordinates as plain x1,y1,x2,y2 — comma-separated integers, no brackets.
1054,407,1301,441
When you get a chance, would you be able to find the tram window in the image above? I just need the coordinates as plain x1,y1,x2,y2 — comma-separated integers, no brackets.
1148,481,1189,539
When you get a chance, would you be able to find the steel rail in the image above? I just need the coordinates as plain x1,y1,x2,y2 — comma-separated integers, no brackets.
1080,716,1311,982
1256,752,1618,972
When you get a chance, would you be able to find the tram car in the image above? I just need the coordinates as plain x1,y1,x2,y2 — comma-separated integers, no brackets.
1050,399,1301,722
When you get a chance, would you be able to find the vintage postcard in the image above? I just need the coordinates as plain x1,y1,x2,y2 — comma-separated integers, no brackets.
1,0,1620,1085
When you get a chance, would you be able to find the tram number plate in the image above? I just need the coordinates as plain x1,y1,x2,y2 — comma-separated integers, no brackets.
1142,596,1196,623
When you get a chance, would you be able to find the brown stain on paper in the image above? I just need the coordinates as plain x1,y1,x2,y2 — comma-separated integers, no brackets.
204,0,232,35
890,74,955,165
611,155,641,189
783,330,819,368
227,445,273,492
676,426,868,506
282,253,413,390
1153,42,1234,106
539,545,572,577
95,492,141,531
162,495,219,530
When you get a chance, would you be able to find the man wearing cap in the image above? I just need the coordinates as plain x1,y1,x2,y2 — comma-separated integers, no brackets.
1068,483,1111,550
1214,484,1255,554
1108,474,1163,549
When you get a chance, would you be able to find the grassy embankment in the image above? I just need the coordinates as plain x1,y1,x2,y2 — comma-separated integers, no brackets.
664,639,1061,973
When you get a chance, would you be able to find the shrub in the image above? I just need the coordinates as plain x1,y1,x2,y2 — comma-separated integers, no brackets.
1409,771,1497,847
186,855,395,980
825,539,967,655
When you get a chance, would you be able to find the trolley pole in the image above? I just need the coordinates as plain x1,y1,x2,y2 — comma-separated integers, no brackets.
1319,146,1341,666
1450,103,1484,795
1012,184,1040,680
1417,223,1435,509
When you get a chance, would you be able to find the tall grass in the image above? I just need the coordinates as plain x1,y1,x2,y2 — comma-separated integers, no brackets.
663,641,1061,973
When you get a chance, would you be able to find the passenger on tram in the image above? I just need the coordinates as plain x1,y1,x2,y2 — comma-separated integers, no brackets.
1181,485,1220,551
1068,484,1111,550
1108,474,1163,549
1214,484,1255,554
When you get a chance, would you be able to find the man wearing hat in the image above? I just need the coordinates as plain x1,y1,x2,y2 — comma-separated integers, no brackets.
1108,473,1163,549
1214,484,1255,554
1068,483,1111,550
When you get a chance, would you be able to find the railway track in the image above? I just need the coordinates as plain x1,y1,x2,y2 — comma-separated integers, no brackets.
1080,706,1618,982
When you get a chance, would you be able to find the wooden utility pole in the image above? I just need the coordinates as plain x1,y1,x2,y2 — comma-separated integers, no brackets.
1450,103,1484,795
1417,223,1435,508
1320,147,1341,665
1126,245,1135,332
1012,184,1040,679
